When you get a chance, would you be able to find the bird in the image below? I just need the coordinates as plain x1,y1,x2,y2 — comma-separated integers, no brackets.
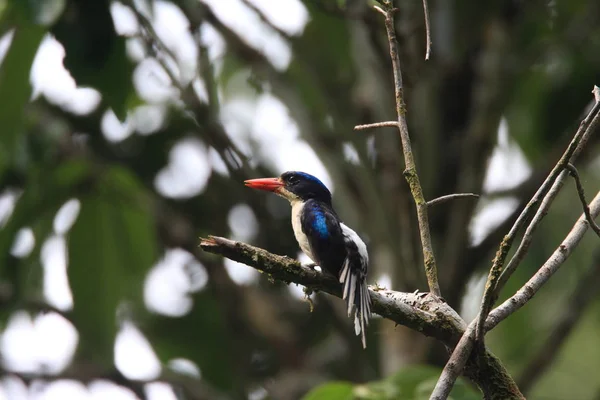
245,171,371,348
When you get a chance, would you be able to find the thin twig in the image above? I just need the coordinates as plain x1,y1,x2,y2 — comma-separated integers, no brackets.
374,3,441,297
354,121,399,130
565,163,600,238
426,193,479,207
517,251,600,393
422,0,432,60
486,190,600,332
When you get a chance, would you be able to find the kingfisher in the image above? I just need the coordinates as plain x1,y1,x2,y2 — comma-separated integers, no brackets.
245,171,371,348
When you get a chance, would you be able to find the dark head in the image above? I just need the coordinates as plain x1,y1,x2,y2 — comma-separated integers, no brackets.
245,171,332,204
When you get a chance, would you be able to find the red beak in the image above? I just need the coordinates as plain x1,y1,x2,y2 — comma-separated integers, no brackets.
244,177,284,192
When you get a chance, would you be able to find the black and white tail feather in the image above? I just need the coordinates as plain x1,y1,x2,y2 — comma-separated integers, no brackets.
339,223,371,348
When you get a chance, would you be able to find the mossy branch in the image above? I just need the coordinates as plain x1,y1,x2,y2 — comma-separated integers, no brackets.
200,236,454,338
199,235,522,397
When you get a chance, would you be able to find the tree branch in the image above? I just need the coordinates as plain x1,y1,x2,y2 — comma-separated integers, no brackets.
374,3,441,297
450,89,600,307
447,195,600,395
494,170,567,297
431,189,600,400
432,87,600,399
200,236,452,338
476,88,600,343
429,322,477,400
199,236,522,398
493,101,600,300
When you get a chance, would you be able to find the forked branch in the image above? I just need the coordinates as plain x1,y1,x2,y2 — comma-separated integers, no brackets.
431,87,600,400
431,190,600,399
430,89,600,399
476,88,600,344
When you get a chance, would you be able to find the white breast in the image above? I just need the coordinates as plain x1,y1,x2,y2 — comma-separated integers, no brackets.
291,201,315,261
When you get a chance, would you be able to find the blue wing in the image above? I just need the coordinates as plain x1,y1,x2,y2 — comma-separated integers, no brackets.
300,199,346,276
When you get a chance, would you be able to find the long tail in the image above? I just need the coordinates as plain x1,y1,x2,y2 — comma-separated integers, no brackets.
339,259,371,348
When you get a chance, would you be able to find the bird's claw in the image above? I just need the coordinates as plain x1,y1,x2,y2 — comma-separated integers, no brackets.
303,262,318,269
303,287,315,312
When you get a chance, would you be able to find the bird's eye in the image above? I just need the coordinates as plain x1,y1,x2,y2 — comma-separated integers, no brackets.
287,176,298,185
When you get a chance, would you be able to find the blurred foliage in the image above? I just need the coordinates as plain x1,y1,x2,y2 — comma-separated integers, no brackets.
0,0,599,399
303,366,480,400
51,0,135,120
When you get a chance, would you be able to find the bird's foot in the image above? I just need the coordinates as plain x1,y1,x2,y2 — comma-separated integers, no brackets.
303,262,318,270
372,283,386,291
303,287,315,312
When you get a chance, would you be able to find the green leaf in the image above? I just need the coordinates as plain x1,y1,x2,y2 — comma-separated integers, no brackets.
387,365,441,395
68,166,157,367
302,382,354,400
0,160,91,289
0,15,45,175
387,366,480,400
303,366,481,400
51,0,134,120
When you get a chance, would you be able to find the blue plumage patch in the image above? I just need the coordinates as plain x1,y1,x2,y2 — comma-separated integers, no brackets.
312,209,329,238
296,172,327,190
305,202,329,238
